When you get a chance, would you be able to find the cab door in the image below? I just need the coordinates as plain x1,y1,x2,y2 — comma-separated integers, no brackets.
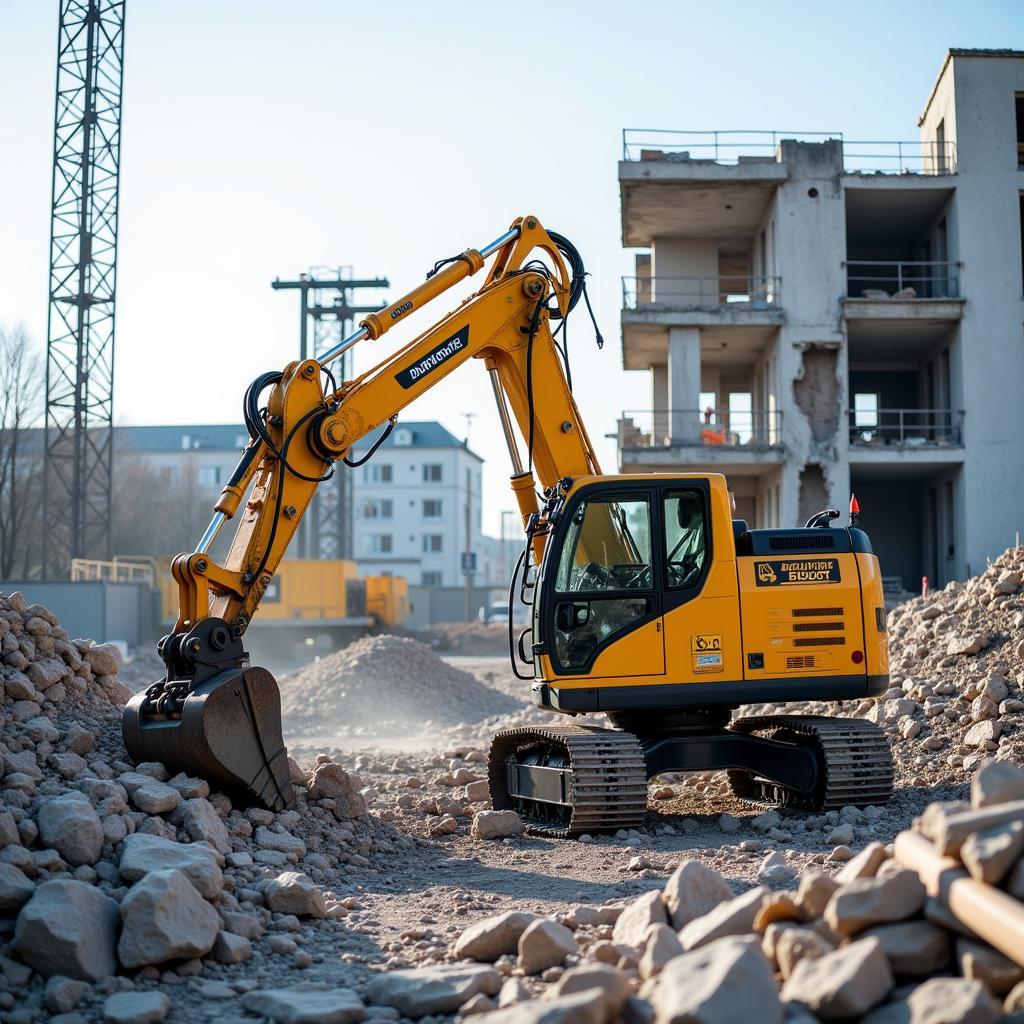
541,487,665,680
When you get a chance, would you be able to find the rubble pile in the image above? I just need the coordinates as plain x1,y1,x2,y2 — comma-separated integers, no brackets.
388,759,1024,1023
280,634,521,736
0,591,420,1022
426,623,509,656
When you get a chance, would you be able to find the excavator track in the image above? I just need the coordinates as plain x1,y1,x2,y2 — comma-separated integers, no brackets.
726,715,893,810
488,726,648,838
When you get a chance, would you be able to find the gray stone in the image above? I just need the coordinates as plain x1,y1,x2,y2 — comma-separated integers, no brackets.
212,930,252,964
662,859,732,930
240,986,364,1024
678,885,768,951
168,798,230,854
550,963,632,1014
23,715,60,743
454,911,540,961
471,810,524,840
13,878,119,980
103,991,171,1024
264,871,326,918
117,868,220,968
774,926,834,981
960,820,1024,885
475,991,604,1024
365,963,501,1017
639,923,684,980
836,841,889,883
650,935,783,1024
82,642,121,676
824,868,926,937
517,918,576,975
0,810,19,847
37,792,104,866
131,781,181,816
255,825,307,859
781,935,893,1019
306,763,367,817
972,759,1024,807
613,889,669,948
4,748,42,780
45,976,90,1014
0,862,34,911
957,937,1024,997
906,977,1001,1023
118,833,223,898
864,921,951,975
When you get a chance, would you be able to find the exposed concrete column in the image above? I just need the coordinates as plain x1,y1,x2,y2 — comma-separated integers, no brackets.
668,327,701,444
651,364,668,444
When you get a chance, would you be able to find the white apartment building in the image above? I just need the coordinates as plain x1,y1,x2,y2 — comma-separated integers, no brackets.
617,48,1024,592
350,421,483,587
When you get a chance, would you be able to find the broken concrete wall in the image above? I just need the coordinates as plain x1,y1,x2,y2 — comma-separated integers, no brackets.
797,464,829,525
793,346,840,446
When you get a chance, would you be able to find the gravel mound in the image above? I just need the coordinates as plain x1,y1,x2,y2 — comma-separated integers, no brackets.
279,634,521,736
426,622,508,655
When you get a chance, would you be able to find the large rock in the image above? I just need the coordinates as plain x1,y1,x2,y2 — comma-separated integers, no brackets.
639,923,685,979
971,759,1024,807
82,642,121,676
549,963,632,1015
103,991,171,1024
773,926,834,981
836,842,889,884
0,862,34,911
662,860,732,930
863,920,951,975
903,977,1002,1024
454,911,539,961
365,963,501,1017
131,781,182,816
168,798,230,855
957,937,1024,997
306,763,367,818
264,871,327,918
650,935,783,1024
240,986,365,1024
517,918,577,975
613,889,668,948
471,810,524,840
781,936,893,1019
824,869,926,936
474,991,604,1024
960,821,1024,885
678,885,768,951
36,791,104,866
118,833,224,898
117,868,220,968
13,879,119,980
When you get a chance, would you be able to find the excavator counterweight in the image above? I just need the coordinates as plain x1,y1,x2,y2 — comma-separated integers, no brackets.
122,216,893,832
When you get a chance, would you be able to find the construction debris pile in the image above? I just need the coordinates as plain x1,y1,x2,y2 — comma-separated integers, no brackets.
0,591,422,1022
401,759,1024,1023
279,634,521,736
426,623,509,656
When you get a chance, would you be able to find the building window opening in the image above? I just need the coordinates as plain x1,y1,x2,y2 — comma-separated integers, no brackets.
1016,95,1024,168
853,392,880,440
728,392,753,444
1019,193,1024,293
423,464,442,482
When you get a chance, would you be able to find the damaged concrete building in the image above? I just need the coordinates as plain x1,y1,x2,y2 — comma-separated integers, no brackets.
616,48,1024,591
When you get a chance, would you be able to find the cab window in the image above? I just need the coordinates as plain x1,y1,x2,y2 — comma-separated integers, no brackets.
555,494,652,593
663,490,707,589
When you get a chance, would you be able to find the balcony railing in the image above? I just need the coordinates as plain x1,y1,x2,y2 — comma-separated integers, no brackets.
623,275,781,311
622,129,957,175
845,261,960,300
848,409,963,449
619,409,783,450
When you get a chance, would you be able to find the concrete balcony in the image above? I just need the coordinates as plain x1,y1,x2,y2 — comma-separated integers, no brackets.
848,408,965,471
617,408,784,476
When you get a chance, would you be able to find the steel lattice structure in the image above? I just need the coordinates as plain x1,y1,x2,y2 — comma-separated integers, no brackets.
42,0,126,575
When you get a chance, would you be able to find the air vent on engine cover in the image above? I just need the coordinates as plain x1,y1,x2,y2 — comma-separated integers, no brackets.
793,636,846,647
793,607,843,618
768,533,837,551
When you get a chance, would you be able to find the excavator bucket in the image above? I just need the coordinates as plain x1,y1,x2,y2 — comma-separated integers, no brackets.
122,666,295,812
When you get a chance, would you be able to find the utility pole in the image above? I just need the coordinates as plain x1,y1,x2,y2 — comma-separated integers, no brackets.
272,270,388,561
42,0,126,576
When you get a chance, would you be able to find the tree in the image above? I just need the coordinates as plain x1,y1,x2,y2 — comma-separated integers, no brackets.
0,324,43,579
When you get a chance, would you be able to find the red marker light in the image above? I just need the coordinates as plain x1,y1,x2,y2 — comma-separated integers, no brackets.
850,494,860,515
852,650,864,664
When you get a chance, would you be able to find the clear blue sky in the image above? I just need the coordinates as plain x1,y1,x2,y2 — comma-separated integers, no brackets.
2,1,1021,535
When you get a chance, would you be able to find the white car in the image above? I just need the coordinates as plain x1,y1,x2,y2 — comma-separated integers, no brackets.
479,603,509,625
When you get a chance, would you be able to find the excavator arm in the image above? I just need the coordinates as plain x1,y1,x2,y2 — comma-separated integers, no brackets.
122,216,606,809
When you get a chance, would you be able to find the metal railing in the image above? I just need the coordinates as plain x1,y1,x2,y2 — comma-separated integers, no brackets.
70,558,154,585
619,409,783,449
848,409,963,448
622,275,781,310
845,261,960,299
622,129,957,175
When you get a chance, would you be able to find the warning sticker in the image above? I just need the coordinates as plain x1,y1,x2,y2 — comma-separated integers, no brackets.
693,652,724,674
691,634,722,653
755,558,841,587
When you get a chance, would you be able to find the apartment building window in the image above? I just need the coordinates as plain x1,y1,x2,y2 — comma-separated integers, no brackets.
423,464,442,482
369,534,393,554
362,499,393,519
422,534,443,553
422,499,442,518
198,465,221,488
422,571,443,586
935,118,947,173
365,464,393,483
853,393,880,429
1019,193,1024,292
1016,94,1024,168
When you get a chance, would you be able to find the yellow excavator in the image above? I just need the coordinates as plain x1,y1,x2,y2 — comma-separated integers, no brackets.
122,216,893,836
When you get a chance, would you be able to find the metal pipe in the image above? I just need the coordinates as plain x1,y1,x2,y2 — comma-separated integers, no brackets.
196,512,226,555
480,227,519,258
489,367,525,475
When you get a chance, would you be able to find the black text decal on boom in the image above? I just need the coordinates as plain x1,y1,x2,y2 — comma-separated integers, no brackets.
754,558,841,586
394,326,470,390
